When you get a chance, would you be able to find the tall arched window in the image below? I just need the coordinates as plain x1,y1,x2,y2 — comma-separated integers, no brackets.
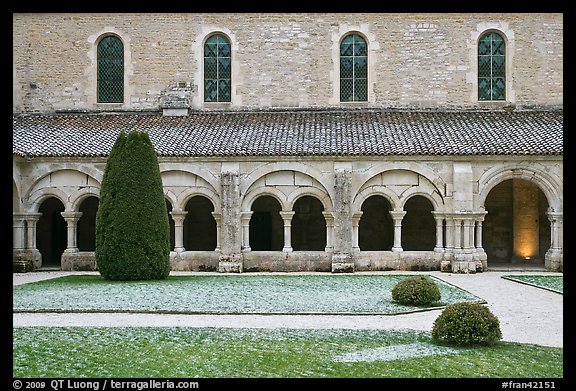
478,31,505,101
204,34,231,102
97,35,124,103
340,33,367,102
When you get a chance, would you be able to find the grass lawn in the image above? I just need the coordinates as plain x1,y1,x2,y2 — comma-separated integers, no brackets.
13,274,484,314
13,273,563,379
12,327,563,378
501,275,563,294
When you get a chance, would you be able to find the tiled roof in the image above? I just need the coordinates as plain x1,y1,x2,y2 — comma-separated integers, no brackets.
12,109,563,158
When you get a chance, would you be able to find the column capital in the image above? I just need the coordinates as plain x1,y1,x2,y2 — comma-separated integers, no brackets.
61,211,83,220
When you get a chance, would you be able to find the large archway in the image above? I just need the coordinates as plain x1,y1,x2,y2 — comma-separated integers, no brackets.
36,197,66,269
483,178,550,267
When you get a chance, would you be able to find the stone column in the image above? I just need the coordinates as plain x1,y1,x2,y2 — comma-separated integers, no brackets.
444,216,455,254
462,216,474,253
218,169,243,272
323,211,335,252
240,211,253,252
13,213,26,251
545,211,563,271
331,164,354,272
351,211,362,252
431,211,444,253
61,211,83,253
169,210,187,253
20,213,43,270
211,212,222,252
280,211,295,252
389,210,406,252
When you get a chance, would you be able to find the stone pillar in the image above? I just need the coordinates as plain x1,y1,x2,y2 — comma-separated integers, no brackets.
545,211,563,271
280,211,295,252
13,213,26,251
14,213,43,271
218,168,243,272
351,211,362,252
453,218,462,251
431,212,444,253
211,212,222,252
462,217,474,253
474,209,488,271
331,164,354,273
61,211,82,253
170,210,187,253
389,210,406,252
323,211,334,252
240,211,253,252
444,216,455,254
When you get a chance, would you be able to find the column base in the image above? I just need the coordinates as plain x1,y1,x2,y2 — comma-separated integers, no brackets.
218,253,243,273
13,249,41,272
331,253,355,273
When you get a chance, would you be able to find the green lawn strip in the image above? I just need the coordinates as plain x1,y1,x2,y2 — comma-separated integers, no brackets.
501,275,563,294
13,327,562,378
13,274,484,315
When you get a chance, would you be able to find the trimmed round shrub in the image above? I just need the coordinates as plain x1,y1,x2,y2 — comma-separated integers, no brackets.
95,130,170,281
391,275,441,306
432,302,502,346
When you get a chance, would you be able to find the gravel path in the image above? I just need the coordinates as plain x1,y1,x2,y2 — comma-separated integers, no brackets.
13,270,563,348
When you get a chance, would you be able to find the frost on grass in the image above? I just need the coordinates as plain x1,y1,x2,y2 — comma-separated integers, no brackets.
333,342,460,363
13,274,484,314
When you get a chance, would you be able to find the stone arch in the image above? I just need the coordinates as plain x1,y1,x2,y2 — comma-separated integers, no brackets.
69,187,101,212
353,186,401,213
249,195,284,251
183,195,218,251
242,187,288,212
27,188,70,213
401,195,436,251
241,162,333,201
358,194,394,251
353,164,446,207
291,195,327,251
477,164,562,212
25,168,101,211
161,168,220,212
13,178,21,212
36,196,66,268
398,188,444,212
287,187,333,212
160,165,220,196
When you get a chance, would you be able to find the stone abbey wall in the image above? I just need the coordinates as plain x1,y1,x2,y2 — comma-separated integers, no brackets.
13,13,563,113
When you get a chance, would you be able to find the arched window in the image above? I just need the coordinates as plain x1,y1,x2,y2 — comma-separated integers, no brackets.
478,31,505,101
340,33,367,102
97,35,124,103
204,34,231,102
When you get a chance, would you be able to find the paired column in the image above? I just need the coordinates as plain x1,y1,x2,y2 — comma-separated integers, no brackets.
389,210,406,252
61,211,83,253
279,211,295,252
169,210,188,253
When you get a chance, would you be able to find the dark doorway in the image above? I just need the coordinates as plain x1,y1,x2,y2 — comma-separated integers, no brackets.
250,195,283,251
36,197,66,268
402,195,436,251
184,196,217,251
359,195,393,251
292,196,326,251
77,196,99,251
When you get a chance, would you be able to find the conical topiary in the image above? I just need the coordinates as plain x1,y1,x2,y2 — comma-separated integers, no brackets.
95,130,170,280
